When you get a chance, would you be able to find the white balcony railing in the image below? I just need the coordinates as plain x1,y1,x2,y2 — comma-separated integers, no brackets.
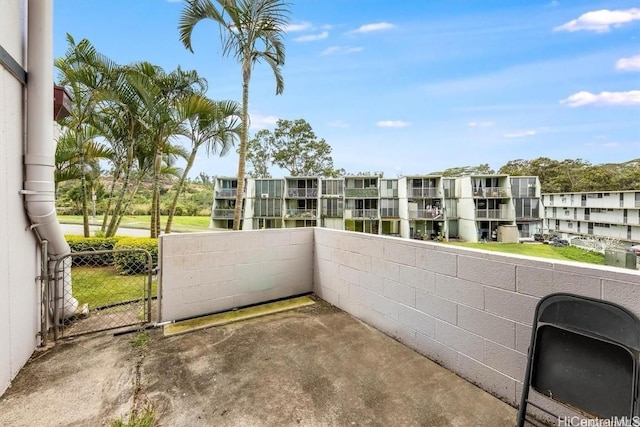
216,189,238,198
473,187,510,198
409,209,443,220
287,188,318,198
410,188,438,198
475,209,513,219
351,209,378,219
284,209,317,219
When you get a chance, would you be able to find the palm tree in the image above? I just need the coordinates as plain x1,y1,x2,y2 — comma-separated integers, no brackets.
56,34,118,236
165,95,241,234
178,0,290,230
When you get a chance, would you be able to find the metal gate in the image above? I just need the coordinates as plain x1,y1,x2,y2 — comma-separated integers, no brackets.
53,249,154,339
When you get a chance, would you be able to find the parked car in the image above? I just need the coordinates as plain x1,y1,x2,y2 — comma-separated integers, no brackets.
628,245,640,255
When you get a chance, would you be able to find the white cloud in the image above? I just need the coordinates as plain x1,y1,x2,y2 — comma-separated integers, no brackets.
249,113,278,130
616,54,640,71
554,8,640,33
503,130,536,138
376,120,410,128
321,46,363,55
328,120,349,128
294,31,329,42
468,121,495,127
285,22,313,32
353,22,395,33
560,90,640,106
602,142,620,147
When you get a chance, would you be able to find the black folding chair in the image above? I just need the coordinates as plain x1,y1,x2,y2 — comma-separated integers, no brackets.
517,293,640,426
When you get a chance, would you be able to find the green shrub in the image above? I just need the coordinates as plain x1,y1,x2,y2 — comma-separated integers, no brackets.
113,237,158,275
65,235,122,266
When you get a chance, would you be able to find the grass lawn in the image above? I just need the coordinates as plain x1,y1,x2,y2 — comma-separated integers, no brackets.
59,215,211,232
446,242,605,265
72,265,158,309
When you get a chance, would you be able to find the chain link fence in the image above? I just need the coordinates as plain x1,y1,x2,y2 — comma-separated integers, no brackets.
53,249,154,339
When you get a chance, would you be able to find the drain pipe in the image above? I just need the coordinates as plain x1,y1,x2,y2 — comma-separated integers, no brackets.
23,0,78,320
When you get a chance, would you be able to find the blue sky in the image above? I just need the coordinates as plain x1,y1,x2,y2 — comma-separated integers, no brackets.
54,0,640,178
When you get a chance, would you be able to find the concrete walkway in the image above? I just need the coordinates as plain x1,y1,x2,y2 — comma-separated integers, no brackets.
0,299,524,426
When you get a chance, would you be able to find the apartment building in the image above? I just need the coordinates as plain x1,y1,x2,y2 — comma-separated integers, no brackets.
511,176,543,239
211,174,543,243
542,190,640,244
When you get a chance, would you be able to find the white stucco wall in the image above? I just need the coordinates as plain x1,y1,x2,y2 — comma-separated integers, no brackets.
0,0,41,396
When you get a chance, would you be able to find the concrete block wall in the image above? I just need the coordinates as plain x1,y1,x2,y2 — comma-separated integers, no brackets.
313,228,640,416
159,228,314,321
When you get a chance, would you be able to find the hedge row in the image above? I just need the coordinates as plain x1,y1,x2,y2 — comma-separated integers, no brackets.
65,235,158,275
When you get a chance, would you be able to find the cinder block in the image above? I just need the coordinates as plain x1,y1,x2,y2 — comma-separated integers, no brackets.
162,235,202,255
199,265,234,285
357,236,384,259
398,305,436,338
358,271,384,295
415,291,457,324
231,230,265,250
457,354,517,404
200,233,235,253
383,278,416,307
289,228,313,245
371,259,400,282
435,320,484,362
398,265,436,294
416,247,457,277
515,322,532,355
217,280,242,298
339,264,360,286
458,305,516,348
484,287,538,324
263,230,290,247
518,265,601,298
315,285,339,306
551,270,602,299
415,332,458,370
483,339,527,381
602,278,640,319
383,241,416,266
345,251,372,273
458,255,516,291
163,268,198,291
435,274,484,309
216,251,238,267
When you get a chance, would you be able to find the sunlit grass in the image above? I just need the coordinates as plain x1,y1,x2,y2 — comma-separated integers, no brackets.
72,265,158,309
446,242,605,265
59,215,211,232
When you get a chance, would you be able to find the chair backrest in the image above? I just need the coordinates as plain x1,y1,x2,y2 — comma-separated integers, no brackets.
529,293,640,419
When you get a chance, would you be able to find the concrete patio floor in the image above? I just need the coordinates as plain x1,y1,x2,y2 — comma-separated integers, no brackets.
0,298,526,426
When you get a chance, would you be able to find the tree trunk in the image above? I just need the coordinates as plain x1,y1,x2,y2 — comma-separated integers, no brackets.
165,149,198,234
101,164,122,233
150,147,163,238
233,64,251,231
106,141,135,237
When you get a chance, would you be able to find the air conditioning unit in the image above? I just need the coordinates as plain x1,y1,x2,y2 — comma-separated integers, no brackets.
261,193,269,199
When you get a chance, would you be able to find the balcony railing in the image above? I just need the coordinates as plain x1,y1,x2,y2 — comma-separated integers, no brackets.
287,188,318,198
409,209,443,220
350,209,378,219
212,209,238,218
410,188,439,198
284,209,317,219
380,208,399,218
475,209,513,219
473,187,510,198
344,188,378,198
254,210,282,218
216,189,238,198
321,209,344,218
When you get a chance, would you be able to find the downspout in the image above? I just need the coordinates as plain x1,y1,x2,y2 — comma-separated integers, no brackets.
23,0,78,319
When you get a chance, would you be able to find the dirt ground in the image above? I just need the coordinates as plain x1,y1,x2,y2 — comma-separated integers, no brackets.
0,299,522,426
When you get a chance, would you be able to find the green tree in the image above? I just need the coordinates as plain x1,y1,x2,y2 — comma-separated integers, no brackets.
246,119,342,177
56,34,117,236
179,0,291,230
